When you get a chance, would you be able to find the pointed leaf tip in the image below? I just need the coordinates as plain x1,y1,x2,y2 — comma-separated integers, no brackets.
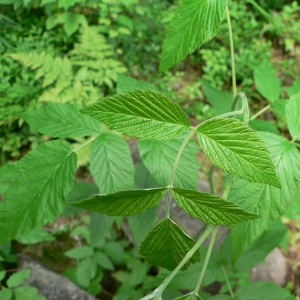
80,89,190,140
139,218,201,270
160,0,226,72
172,188,260,225
197,118,281,188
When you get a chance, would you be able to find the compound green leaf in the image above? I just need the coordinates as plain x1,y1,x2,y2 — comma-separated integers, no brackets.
197,118,281,188
286,92,300,141
0,140,77,244
22,103,102,137
139,133,201,190
71,188,167,216
90,133,135,193
171,188,259,225
139,218,201,271
174,293,203,300
81,89,190,140
202,81,232,114
254,61,281,102
229,132,300,263
117,74,158,94
160,0,226,72
236,281,295,300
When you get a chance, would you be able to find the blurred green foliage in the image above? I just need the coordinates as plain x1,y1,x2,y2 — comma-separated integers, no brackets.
0,0,299,161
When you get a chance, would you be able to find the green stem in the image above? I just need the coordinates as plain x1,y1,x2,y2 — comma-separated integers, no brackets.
73,136,99,152
194,225,218,293
291,137,297,143
194,175,233,293
250,104,271,121
226,3,237,98
231,93,250,123
166,128,196,217
208,165,216,194
141,224,215,300
197,109,244,128
294,142,300,148
221,265,235,298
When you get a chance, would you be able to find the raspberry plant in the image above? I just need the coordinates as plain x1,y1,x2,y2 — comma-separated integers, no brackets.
1,0,300,299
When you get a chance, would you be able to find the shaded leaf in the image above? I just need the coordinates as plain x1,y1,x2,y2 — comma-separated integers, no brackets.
0,141,77,244
117,74,158,94
236,281,295,300
64,182,98,217
14,286,46,300
90,133,135,193
22,103,101,137
284,187,300,220
16,227,55,244
174,293,203,300
229,133,300,262
81,89,190,140
128,207,157,245
249,119,280,135
254,61,281,102
65,245,94,260
203,81,232,114
172,188,259,225
286,92,300,141
94,251,114,270
234,219,287,271
197,118,281,187
160,0,226,72
139,218,200,271
90,212,115,244
76,257,97,288
139,133,201,190
135,162,160,189
71,188,167,216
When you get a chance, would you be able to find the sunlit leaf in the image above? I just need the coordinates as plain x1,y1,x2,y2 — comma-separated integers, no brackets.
160,0,226,71
197,118,281,187
172,188,259,225
81,89,190,140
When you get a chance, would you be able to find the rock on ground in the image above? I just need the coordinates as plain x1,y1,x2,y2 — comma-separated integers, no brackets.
18,254,97,300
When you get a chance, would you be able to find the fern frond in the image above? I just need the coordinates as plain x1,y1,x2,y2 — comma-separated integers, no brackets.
69,26,126,87
7,52,73,87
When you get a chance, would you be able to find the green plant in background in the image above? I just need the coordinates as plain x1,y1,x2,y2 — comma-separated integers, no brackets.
0,0,300,299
